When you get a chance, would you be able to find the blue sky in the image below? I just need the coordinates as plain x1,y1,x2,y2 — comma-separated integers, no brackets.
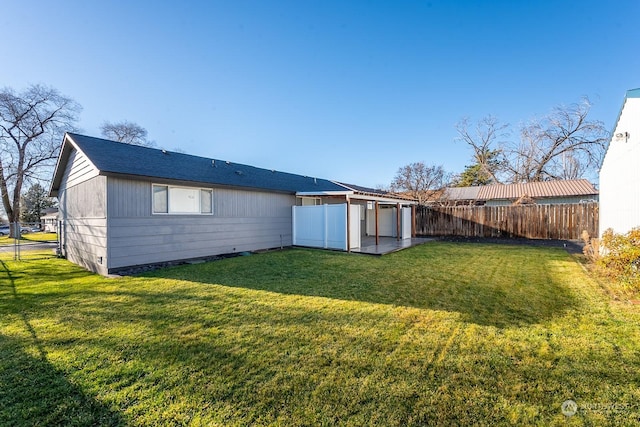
2,1,638,188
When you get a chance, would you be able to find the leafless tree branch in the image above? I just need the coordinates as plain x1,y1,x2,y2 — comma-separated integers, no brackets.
390,162,451,205
0,84,80,230
100,121,153,147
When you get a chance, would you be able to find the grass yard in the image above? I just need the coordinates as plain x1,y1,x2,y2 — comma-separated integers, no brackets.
22,232,58,242
1,242,639,426
0,232,58,246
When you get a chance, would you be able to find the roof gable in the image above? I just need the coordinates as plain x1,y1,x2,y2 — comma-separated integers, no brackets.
600,88,640,171
50,133,349,194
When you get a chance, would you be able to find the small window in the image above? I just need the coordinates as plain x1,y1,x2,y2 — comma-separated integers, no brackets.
301,197,321,206
201,189,212,214
152,184,213,215
153,185,168,213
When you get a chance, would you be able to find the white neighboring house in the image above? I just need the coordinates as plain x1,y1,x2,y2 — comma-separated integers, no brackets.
599,88,640,237
40,208,59,232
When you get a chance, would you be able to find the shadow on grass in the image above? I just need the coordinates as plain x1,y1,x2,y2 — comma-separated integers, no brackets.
0,334,126,426
1,251,637,425
144,243,581,328
0,260,125,426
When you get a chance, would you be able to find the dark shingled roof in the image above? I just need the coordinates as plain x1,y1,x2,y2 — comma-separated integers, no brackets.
59,133,348,193
336,182,386,196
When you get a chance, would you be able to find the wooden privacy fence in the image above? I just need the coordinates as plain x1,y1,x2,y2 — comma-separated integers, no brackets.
416,203,598,240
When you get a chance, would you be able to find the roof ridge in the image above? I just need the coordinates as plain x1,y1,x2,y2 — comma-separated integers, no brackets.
51,133,368,196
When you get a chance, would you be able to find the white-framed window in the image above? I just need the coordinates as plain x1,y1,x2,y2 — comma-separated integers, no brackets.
301,197,321,206
152,184,213,215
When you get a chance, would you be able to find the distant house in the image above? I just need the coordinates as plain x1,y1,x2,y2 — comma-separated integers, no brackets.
49,133,415,275
599,88,640,237
39,208,59,232
441,179,599,206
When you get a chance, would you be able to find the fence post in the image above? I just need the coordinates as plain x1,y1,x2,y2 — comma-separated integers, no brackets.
416,203,598,239
12,222,21,261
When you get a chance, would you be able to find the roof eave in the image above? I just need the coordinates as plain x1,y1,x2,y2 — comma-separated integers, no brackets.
600,88,640,172
296,191,353,197
49,133,101,197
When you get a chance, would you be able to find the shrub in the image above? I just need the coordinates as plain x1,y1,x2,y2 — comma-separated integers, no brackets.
598,227,640,291
581,230,600,262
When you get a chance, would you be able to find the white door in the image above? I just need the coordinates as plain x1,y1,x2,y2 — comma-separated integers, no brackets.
367,206,397,237
401,207,412,239
349,204,361,248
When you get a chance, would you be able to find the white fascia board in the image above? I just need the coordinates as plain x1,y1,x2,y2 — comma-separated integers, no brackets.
50,133,101,196
296,190,416,204
348,194,417,205
296,191,353,196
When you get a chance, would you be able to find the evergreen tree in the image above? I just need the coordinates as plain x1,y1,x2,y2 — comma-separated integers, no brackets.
21,183,56,225
454,149,502,187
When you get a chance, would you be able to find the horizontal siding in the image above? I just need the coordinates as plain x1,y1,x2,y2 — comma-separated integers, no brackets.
61,218,108,276
58,175,108,275
108,217,292,269
109,216,289,238
61,148,99,190
59,175,107,218
106,177,295,271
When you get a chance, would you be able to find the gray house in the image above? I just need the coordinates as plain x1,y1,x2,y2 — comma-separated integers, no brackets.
50,133,415,275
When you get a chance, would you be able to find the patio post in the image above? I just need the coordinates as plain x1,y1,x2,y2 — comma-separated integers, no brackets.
346,198,351,252
375,201,379,245
412,204,416,237
396,203,401,241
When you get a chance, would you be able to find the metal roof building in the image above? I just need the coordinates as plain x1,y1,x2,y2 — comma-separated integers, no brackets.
443,180,598,206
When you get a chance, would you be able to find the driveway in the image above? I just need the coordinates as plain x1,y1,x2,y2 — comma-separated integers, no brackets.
0,241,57,253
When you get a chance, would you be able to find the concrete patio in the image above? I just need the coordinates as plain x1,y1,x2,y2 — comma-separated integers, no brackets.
351,236,433,255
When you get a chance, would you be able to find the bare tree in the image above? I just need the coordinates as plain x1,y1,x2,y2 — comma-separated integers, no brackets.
456,98,608,184
455,115,509,184
0,85,80,234
101,120,153,147
390,162,450,205
504,98,608,182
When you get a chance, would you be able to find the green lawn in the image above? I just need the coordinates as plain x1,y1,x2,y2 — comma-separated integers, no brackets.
1,243,639,426
23,232,58,242
0,232,58,246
